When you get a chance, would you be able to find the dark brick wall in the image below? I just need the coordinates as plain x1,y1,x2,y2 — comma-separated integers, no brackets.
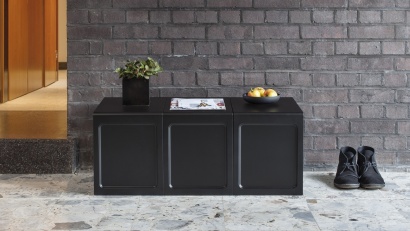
67,0,410,167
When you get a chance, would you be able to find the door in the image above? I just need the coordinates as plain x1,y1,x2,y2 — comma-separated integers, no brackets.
0,0,4,102
44,0,58,86
28,0,44,92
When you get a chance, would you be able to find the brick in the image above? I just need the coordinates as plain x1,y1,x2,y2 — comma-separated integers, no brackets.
126,41,149,55
150,41,171,55
361,136,384,150
313,42,334,55
161,57,207,70
396,26,410,38
299,104,313,118
174,42,195,55
208,25,253,39
301,26,347,39
361,105,384,118
113,25,158,39
254,0,300,8
351,120,395,134
126,11,149,23
68,73,94,87
289,41,311,55
113,0,158,8
264,42,287,55
383,73,407,87
290,73,312,86
68,88,111,102
397,90,410,103
335,10,357,23
244,73,265,86
161,26,205,39
196,42,218,55
304,151,336,165
67,10,89,24
173,11,195,23
313,73,336,87
160,88,207,97
302,0,347,7
348,58,393,71
266,11,288,23
68,26,112,39
196,11,218,23
398,121,410,135
383,42,405,55
68,103,90,118
301,57,346,71
385,105,408,119
255,57,299,70
383,10,405,23
280,89,303,101
255,26,299,39
338,136,361,149
305,119,350,134
398,152,410,165
336,73,359,86
304,89,348,103
209,58,253,70
88,10,103,23
197,72,219,86
242,42,264,55
350,0,395,8
385,136,407,150
219,42,241,55
90,41,103,54
314,106,337,119
313,11,334,23
397,0,410,7
338,105,360,119
68,57,113,71
101,72,121,87
220,11,241,23
207,87,244,97
304,135,313,150
68,0,113,9
150,72,173,87
150,11,171,24
350,26,394,38
359,42,381,55
266,72,290,86
103,41,126,55
396,58,410,70
290,10,311,23
160,0,204,7
314,136,337,150
173,72,196,86
68,41,89,55
242,11,265,23
336,42,357,55
359,11,381,23
350,89,395,103
207,0,252,8
360,73,382,86
221,72,244,86
102,10,125,23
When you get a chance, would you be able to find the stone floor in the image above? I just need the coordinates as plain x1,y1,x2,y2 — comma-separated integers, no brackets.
1,171,410,231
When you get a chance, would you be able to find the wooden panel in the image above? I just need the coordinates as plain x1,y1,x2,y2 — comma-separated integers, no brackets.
8,0,29,100
28,0,44,92
44,0,58,86
0,0,4,102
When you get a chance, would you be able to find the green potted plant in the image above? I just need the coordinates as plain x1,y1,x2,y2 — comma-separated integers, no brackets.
115,57,163,106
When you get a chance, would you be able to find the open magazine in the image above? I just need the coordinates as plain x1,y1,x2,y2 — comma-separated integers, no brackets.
170,98,226,110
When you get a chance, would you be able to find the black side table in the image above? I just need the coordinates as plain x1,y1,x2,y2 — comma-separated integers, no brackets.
231,97,303,195
93,98,164,195
162,98,233,195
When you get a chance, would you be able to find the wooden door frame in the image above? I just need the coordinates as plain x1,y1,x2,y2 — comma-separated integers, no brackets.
0,0,4,103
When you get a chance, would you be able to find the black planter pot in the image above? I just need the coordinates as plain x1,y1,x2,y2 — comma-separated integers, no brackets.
122,78,149,106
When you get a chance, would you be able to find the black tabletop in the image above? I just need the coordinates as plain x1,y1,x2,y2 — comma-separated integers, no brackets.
93,97,164,114
230,97,303,114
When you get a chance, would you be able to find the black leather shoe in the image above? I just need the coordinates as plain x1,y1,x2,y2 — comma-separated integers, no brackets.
357,146,385,189
334,146,360,189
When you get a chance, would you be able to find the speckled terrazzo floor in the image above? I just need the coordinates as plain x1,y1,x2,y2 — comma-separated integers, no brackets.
1,171,410,231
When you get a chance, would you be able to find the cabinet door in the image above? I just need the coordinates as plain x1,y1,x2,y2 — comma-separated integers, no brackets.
164,115,233,195
234,115,303,195
94,116,163,195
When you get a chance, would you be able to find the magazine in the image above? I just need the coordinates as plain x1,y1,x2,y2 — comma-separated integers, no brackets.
170,98,226,110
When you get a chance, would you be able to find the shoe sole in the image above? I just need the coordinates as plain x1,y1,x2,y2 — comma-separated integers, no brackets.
334,183,360,189
360,184,385,189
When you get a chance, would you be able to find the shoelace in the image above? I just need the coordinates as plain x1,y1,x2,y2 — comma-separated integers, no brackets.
360,162,379,176
339,163,359,178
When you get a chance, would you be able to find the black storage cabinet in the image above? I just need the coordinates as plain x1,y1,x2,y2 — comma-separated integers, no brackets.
162,98,233,195
93,98,164,195
231,97,303,195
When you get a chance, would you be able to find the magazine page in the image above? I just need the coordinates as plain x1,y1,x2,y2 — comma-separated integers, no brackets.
170,98,226,110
